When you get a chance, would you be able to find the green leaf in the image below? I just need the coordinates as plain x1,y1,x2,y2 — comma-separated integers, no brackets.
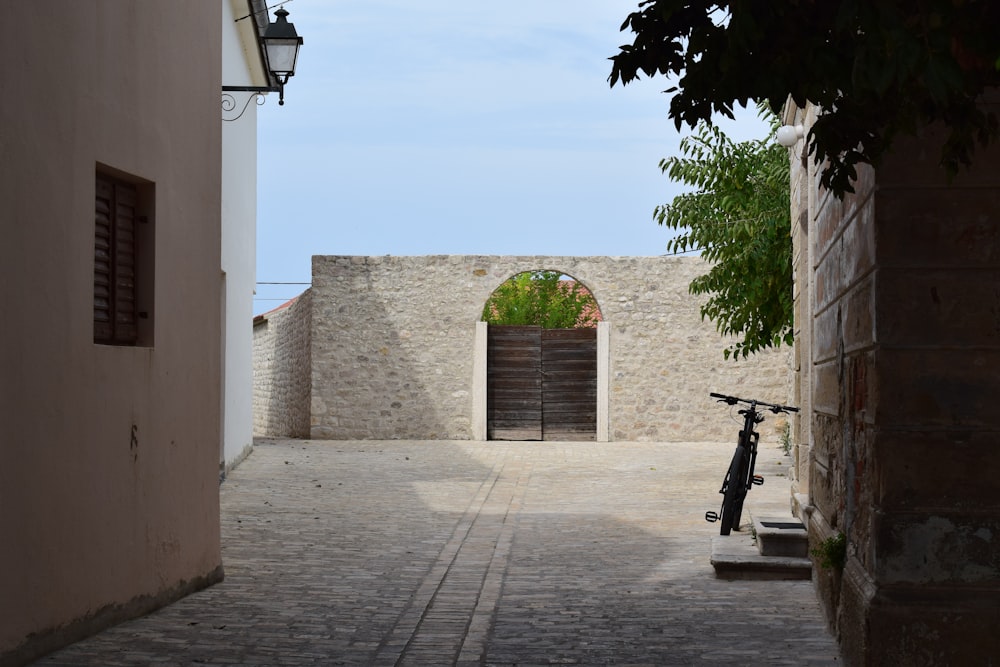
609,0,1000,198
482,271,600,329
656,105,793,359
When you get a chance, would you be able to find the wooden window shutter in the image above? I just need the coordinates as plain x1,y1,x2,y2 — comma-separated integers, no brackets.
94,178,114,342
94,174,138,345
112,182,137,343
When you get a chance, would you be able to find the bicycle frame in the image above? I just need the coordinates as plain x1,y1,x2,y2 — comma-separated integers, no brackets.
736,406,762,483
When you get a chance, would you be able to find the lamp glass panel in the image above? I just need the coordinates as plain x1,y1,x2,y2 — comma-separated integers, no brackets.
264,40,299,75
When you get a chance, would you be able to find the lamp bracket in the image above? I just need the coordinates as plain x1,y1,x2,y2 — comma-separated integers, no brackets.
222,90,271,122
222,85,281,94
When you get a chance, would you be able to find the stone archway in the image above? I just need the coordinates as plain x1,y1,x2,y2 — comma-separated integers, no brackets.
472,269,610,442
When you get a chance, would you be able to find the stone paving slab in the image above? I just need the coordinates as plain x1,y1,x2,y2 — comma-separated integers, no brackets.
35,439,840,666
709,534,813,581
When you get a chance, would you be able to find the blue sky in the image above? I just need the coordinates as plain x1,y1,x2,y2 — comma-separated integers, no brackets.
253,1,769,313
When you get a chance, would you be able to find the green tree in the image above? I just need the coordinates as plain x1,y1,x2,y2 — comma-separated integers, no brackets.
482,271,600,328
609,1,1000,196
658,108,792,359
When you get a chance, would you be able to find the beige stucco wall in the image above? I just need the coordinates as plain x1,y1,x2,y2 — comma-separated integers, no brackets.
0,3,224,663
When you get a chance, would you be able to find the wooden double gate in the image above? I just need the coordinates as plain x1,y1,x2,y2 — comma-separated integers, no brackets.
486,325,597,441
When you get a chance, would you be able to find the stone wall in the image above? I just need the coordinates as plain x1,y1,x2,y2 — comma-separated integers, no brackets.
787,96,1000,665
307,255,791,442
253,291,312,438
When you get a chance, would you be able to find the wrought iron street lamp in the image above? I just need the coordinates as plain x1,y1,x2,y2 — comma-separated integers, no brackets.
222,7,303,118
259,8,302,106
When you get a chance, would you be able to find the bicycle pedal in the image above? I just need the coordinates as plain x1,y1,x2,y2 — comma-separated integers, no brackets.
705,511,719,523
752,475,764,485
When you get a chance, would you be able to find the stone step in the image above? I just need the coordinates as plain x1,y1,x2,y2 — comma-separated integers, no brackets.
754,516,809,558
709,529,812,581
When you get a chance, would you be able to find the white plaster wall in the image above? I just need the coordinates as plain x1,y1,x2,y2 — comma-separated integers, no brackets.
223,0,269,88
221,0,262,470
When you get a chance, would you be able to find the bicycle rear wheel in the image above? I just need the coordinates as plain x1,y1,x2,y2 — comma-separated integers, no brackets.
719,447,748,535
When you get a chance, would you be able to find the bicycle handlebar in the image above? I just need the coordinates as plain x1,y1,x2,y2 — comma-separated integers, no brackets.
709,392,799,413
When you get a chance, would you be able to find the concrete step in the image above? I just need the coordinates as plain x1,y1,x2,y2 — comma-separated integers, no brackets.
754,516,809,558
709,528,812,580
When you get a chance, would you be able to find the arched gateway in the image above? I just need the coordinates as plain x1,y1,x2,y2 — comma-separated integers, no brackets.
477,270,605,441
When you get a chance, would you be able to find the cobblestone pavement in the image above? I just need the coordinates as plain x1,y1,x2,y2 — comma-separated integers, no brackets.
37,439,841,666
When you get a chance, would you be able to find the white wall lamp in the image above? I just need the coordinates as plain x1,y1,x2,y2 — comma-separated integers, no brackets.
223,7,304,120
776,124,805,147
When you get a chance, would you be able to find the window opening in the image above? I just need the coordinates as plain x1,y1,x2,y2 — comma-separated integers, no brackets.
94,169,154,346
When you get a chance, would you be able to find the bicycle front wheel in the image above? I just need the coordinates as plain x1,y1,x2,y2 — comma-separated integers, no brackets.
720,447,748,535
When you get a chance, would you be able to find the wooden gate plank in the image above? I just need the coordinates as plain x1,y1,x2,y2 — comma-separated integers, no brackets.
487,325,542,440
541,327,597,441
487,325,598,442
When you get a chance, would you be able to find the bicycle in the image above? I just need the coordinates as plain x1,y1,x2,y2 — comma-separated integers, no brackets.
704,392,799,535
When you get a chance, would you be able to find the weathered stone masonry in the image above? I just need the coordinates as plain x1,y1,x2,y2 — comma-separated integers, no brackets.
254,255,791,442
253,291,311,438
786,95,1000,665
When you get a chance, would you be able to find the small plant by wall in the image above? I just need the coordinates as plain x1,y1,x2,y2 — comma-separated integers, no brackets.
779,419,792,456
812,532,846,571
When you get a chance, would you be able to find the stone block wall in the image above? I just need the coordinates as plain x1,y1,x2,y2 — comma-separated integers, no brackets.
307,255,791,442
788,95,1000,665
788,105,812,504
799,116,881,649
252,291,312,438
